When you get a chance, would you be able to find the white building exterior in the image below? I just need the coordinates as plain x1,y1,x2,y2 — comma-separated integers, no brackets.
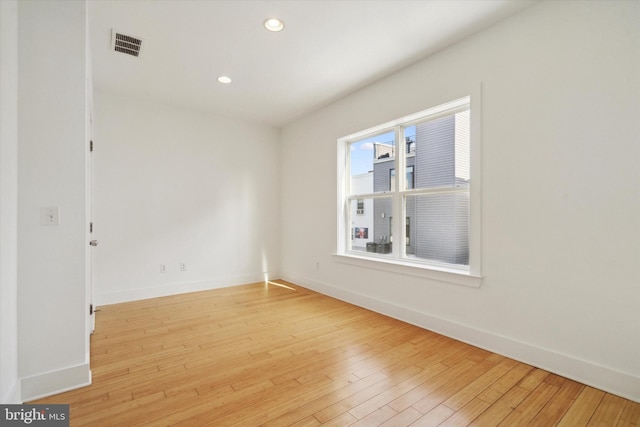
349,172,373,250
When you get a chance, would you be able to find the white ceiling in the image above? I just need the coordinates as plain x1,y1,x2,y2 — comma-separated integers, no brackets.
89,0,535,127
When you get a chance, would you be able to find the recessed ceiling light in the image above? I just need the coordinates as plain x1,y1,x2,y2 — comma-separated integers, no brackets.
217,76,232,84
264,18,284,32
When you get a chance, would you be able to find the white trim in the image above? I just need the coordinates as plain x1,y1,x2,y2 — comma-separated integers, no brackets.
340,97,471,143
0,0,20,408
337,89,482,278
333,253,481,287
1,381,21,404
282,273,640,403
95,273,269,305
468,84,482,276
21,363,91,402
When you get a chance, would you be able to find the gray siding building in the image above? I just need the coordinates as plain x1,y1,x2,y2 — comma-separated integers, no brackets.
372,112,469,265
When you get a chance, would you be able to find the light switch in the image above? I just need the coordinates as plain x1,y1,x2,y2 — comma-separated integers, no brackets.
41,206,60,226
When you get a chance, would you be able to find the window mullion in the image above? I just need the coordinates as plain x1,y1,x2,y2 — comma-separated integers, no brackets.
393,126,405,259
339,136,349,253
347,192,392,201
344,197,351,252
400,186,468,196
396,126,406,191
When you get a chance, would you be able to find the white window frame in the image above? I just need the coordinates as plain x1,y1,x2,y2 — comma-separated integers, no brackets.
335,93,482,287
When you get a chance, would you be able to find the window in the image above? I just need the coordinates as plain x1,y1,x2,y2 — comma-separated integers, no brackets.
390,166,414,191
338,96,480,280
389,216,410,246
406,217,410,246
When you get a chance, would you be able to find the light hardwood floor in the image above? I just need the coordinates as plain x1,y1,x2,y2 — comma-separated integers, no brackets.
33,281,639,426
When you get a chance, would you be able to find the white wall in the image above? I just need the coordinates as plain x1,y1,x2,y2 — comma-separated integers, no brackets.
17,0,90,401
280,0,640,401
93,92,281,305
0,0,20,404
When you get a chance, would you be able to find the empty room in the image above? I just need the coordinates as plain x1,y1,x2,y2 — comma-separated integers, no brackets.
1,0,638,425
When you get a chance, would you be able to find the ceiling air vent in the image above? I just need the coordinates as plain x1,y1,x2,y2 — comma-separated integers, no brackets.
111,30,142,57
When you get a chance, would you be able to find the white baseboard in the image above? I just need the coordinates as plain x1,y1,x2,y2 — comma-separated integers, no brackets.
283,272,640,403
95,273,271,306
21,363,91,402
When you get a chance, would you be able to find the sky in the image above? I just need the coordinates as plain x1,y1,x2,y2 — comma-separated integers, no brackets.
349,127,415,176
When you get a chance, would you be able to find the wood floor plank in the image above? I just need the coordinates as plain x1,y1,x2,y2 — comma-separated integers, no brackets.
388,359,477,413
439,397,492,427
261,371,389,427
496,385,533,410
518,367,549,390
379,407,423,427
442,358,517,411
587,393,627,426
28,281,638,426
617,400,640,427
290,415,322,427
476,361,533,404
557,386,606,426
412,359,497,414
468,400,514,427
412,403,456,426
497,381,559,426
313,364,423,423
529,378,585,426
349,405,397,427
318,410,357,427
347,362,449,420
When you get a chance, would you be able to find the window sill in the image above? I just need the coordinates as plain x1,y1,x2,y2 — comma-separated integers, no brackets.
332,253,482,288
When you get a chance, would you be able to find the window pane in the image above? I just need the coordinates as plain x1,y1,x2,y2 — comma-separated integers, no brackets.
349,196,393,255
350,131,395,195
406,166,414,190
404,126,416,190
406,110,469,190
389,216,410,246
405,193,469,266
390,166,414,191
390,169,395,191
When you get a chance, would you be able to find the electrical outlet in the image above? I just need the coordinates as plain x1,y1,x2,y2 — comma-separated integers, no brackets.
180,262,186,271
160,264,167,273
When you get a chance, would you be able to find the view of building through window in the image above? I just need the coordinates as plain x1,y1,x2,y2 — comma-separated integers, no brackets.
347,106,470,268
